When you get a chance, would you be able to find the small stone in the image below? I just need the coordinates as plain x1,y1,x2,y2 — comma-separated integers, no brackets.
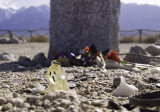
32,52,46,65
95,108,103,112
91,100,107,107
0,38,9,43
59,99,71,108
9,38,21,44
18,56,31,66
2,103,12,111
27,95,40,103
42,94,55,101
14,98,25,107
32,84,46,95
107,100,121,110
0,106,2,111
0,97,7,105
56,107,65,112
42,99,51,108
35,100,42,106
0,52,15,61
81,103,90,110
68,82,76,89
29,105,36,110
67,105,78,112
3,85,10,88
113,77,120,88
23,88,32,93
20,103,30,108
12,92,19,98
124,45,149,64
146,45,160,56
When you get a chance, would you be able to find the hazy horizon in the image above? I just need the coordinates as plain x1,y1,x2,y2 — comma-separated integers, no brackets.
0,0,160,9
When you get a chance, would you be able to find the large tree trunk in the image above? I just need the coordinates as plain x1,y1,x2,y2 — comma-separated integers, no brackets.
48,0,120,59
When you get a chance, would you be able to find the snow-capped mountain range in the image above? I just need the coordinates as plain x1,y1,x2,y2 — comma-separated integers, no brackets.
0,3,160,30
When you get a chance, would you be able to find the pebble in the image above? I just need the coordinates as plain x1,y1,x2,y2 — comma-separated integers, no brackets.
95,108,103,112
2,103,12,111
0,61,160,111
42,99,51,108
59,99,71,108
27,95,40,103
0,97,7,105
12,92,19,98
42,94,55,101
35,100,42,106
55,107,65,112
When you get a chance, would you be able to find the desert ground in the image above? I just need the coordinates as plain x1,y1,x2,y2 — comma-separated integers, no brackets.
0,43,153,60
0,43,159,112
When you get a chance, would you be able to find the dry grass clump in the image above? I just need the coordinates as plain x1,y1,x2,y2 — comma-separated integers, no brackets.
28,35,49,43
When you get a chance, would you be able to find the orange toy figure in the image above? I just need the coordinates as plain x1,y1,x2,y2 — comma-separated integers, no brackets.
83,46,90,53
105,50,121,63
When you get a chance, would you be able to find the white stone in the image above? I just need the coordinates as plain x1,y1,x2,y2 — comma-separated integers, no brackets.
149,67,160,74
0,52,15,61
32,84,46,95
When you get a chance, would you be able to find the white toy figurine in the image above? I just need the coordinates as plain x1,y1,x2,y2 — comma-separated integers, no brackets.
113,76,138,97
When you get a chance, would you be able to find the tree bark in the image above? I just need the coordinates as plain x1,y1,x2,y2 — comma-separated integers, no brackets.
48,0,120,59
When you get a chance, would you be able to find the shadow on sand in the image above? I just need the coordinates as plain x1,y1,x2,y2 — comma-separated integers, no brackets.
0,61,47,72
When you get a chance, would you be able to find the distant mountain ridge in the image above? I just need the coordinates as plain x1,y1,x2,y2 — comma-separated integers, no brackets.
120,3,160,30
0,3,160,30
0,5,50,30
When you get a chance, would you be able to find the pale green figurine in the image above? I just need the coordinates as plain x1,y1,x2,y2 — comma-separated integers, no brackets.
46,61,70,92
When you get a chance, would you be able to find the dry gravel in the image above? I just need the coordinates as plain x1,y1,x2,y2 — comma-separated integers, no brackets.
0,43,159,112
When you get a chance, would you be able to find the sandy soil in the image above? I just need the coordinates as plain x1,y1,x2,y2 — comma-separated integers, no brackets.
0,43,153,61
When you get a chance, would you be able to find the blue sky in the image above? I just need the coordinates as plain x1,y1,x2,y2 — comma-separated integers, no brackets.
0,0,160,9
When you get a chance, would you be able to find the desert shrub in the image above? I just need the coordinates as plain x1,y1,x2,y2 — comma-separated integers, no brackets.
29,35,49,43
143,34,160,43
120,36,139,43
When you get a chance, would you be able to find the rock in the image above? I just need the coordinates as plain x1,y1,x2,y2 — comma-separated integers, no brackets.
0,97,7,105
107,100,121,110
155,39,160,45
32,52,46,65
2,103,12,111
49,0,120,57
124,45,149,64
68,82,76,89
27,95,40,103
149,67,160,74
18,56,31,66
56,107,65,112
56,57,70,67
105,59,122,69
35,100,42,106
12,92,19,98
32,84,46,95
0,38,9,43
42,99,51,108
0,52,15,61
14,98,25,107
9,38,21,44
146,45,160,56
113,77,120,88
105,59,134,71
20,103,30,108
95,108,103,112
91,100,107,107
67,105,78,112
42,94,55,101
59,99,71,108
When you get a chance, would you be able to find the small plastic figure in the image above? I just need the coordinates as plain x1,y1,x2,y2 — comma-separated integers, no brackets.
47,61,70,92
